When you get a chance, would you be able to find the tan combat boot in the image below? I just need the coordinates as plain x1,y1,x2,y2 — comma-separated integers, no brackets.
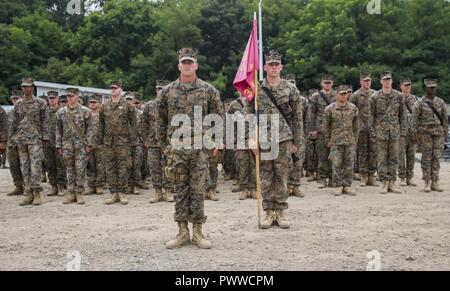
407,178,417,187
261,210,275,229
380,181,389,194
118,192,129,205
318,179,327,189
32,192,42,206
164,190,174,202
335,187,343,196
165,222,190,249
136,182,149,190
353,173,361,181
367,174,379,186
76,192,85,205
307,172,316,182
231,186,242,193
291,186,304,198
96,186,104,194
127,186,140,195
105,193,120,205
48,185,58,196
423,180,432,193
84,186,96,195
150,188,163,203
7,186,23,196
276,210,290,229
389,181,402,194
192,223,212,249
239,189,248,200
431,181,443,192
63,193,76,204
360,174,368,187
41,174,47,183
207,190,219,201
344,186,356,195
19,193,34,206
57,184,65,196
400,178,407,186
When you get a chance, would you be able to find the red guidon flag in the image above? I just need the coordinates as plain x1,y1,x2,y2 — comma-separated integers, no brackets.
233,16,259,102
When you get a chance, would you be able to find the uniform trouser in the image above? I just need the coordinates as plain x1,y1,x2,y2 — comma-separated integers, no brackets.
62,147,87,194
148,147,164,189
18,144,44,194
305,138,318,172
236,150,256,190
7,145,23,187
223,149,237,178
141,147,149,181
398,134,416,179
418,133,445,181
87,149,105,187
171,149,208,224
44,143,66,186
376,137,399,182
330,144,355,187
261,140,291,211
357,131,377,175
129,145,143,187
317,135,331,179
289,142,305,186
103,145,131,193
207,154,220,191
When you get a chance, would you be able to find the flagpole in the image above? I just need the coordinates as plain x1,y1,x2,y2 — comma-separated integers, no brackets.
253,11,262,229
258,1,263,81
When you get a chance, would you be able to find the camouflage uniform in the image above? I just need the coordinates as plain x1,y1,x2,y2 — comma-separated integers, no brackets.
44,101,67,192
250,78,303,211
350,87,377,177
222,98,238,180
9,92,49,196
399,92,419,180
6,93,24,191
56,101,92,196
98,95,137,195
306,89,336,182
157,78,223,224
323,99,360,187
411,80,448,184
0,106,7,167
305,90,318,178
129,105,144,193
227,97,256,192
87,101,106,190
369,87,407,183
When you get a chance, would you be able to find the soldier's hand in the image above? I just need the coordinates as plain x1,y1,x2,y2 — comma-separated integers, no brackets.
211,148,219,158
0,143,5,150
370,137,377,144
86,146,92,154
143,142,149,149
311,131,318,138
291,144,299,153
249,138,259,155
57,148,63,156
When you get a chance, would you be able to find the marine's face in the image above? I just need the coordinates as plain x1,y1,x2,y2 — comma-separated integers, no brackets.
22,86,33,96
380,78,393,89
264,62,283,78
401,83,411,95
337,91,348,102
178,60,198,78
321,80,333,91
48,96,59,107
360,79,371,90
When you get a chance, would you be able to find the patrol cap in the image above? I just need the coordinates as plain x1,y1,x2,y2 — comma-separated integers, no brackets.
66,87,80,96
424,78,438,88
337,85,349,94
380,71,392,80
110,80,123,89
21,78,35,87
47,91,59,98
59,95,68,102
178,47,198,62
265,50,282,65
401,79,412,86
360,72,372,81
89,94,102,103
11,90,22,98
321,74,334,83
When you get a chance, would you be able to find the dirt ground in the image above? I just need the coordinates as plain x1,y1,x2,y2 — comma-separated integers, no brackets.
0,162,449,271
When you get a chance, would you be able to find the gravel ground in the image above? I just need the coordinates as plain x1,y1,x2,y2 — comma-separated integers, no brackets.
0,163,449,271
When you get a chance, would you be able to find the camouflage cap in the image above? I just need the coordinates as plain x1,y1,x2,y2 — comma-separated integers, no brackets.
424,78,438,88
66,87,80,96
124,92,135,100
321,74,334,82
309,88,319,95
360,72,372,81
11,90,22,98
347,85,354,92
401,79,412,86
156,80,170,89
59,95,68,102
265,50,282,64
337,85,349,93
110,80,123,88
380,71,392,80
47,90,59,97
134,93,143,102
178,47,198,62
89,94,102,102
21,77,35,87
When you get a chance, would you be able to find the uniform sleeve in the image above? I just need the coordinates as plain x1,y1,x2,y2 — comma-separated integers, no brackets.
353,107,360,143
157,91,169,150
441,101,449,140
0,108,7,142
8,106,19,141
98,106,105,146
290,87,304,147
306,95,317,133
399,94,407,137
85,111,95,147
55,111,63,149
322,107,331,145
41,103,50,141
411,102,421,138
208,89,225,148
142,103,150,145
128,104,138,145
369,94,377,139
